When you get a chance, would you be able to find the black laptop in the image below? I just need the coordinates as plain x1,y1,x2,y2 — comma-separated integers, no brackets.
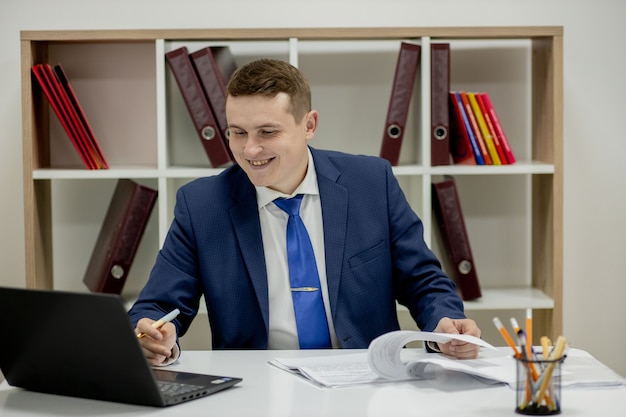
0,287,241,407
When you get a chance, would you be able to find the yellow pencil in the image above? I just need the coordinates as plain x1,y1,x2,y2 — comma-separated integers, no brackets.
541,336,552,360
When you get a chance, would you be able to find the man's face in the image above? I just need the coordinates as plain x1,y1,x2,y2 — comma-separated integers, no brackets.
226,93,317,195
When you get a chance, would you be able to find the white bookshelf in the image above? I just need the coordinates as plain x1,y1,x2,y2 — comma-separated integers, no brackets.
21,27,563,343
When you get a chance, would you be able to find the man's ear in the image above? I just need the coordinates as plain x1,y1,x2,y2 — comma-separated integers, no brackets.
304,110,319,140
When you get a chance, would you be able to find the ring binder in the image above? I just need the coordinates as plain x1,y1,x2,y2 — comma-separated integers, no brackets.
190,46,237,141
432,177,482,300
165,47,233,167
83,179,158,294
430,43,451,166
379,42,421,166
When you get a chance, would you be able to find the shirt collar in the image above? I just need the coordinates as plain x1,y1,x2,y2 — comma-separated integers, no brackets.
255,148,319,209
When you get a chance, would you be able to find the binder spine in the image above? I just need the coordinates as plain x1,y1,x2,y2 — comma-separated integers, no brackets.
190,47,236,141
432,178,482,300
165,47,233,168
430,43,451,166
379,42,421,166
83,180,157,294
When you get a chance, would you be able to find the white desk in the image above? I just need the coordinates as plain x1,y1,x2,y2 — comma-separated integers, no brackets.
0,348,623,416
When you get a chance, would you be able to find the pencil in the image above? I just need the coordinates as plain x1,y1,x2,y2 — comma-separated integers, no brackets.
526,308,533,348
136,308,180,339
492,317,519,357
541,336,552,360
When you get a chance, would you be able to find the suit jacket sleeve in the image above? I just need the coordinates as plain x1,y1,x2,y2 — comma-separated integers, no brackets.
383,159,466,332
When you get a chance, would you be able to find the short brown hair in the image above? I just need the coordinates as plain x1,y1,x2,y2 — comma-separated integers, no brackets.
227,59,311,122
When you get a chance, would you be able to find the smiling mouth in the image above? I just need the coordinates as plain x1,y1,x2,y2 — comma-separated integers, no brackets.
248,158,274,166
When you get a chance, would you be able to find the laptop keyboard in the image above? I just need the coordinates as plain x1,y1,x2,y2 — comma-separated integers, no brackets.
158,381,206,397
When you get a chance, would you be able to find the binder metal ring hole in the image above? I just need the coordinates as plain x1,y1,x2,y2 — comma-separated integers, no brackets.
110,265,125,279
434,126,448,140
387,124,401,139
458,260,472,275
201,126,216,140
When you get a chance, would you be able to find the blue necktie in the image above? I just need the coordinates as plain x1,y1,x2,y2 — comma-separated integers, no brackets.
274,194,331,349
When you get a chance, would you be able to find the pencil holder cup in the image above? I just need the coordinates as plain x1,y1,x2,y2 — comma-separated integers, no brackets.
514,355,565,415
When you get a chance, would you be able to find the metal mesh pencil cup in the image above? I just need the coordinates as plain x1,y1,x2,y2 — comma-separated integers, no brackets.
515,355,565,415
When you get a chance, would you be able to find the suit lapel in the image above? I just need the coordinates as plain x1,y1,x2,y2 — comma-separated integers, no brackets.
228,169,270,332
311,149,348,315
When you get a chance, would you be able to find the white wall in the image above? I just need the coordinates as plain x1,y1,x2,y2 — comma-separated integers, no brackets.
1,0,625,378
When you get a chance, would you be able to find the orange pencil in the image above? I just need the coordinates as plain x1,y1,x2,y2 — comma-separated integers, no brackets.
492,317,519,357
526,308,533,347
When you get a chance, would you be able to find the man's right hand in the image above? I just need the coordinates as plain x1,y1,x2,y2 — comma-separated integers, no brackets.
135,318,177,366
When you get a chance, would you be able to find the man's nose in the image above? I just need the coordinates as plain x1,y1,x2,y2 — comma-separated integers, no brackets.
243,134,263,155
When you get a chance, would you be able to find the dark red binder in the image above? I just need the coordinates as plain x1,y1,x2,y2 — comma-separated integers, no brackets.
190,46,237,141
83,179,158,294
379,42,421,166
430,43,451,166
432,177,482,300
165,47,233,168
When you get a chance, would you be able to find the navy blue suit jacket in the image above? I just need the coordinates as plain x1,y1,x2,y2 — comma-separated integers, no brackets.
129,147,465,349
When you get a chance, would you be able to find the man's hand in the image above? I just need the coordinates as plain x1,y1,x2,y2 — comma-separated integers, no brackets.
135,318,177,366
433,317,481,359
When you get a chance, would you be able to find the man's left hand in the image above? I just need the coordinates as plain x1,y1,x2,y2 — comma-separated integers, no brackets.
432,317,481,359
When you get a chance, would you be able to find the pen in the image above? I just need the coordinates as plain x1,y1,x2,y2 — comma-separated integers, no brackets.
516,330,535,403
136,308,180,339
516,327,540,381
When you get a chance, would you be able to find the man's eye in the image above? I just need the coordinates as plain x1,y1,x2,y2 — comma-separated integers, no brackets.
261,130,276,136
230,130,246,137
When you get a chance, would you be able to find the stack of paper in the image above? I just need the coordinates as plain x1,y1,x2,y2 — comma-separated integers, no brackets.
269,331,625,390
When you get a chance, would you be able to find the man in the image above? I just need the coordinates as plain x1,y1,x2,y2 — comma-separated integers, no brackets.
130,58,481,365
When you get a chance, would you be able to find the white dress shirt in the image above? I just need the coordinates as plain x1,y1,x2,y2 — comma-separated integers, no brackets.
255,149,338,349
